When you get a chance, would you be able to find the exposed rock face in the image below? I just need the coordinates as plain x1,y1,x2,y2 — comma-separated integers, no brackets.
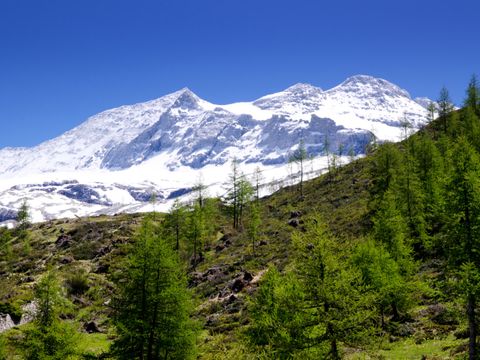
0,302,37,333
0,314,15,333
0,75,431,223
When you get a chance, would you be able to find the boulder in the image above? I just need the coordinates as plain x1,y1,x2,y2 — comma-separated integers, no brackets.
288,218,300,227
84,321,101,333
231,278,245,293
243,271,253,282
55,234,72,248
290,210,302,219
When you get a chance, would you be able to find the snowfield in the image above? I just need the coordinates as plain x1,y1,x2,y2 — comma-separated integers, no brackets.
0,75,432,223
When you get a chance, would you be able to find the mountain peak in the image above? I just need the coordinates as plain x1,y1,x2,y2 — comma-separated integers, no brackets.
334,74,411,99
285,82,323,93
171,87,202,109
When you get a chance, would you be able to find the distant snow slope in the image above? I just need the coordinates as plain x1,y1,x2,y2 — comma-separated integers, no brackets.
0,75,431,223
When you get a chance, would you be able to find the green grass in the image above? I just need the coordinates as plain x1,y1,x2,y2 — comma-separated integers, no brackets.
75,332,111,357
378,335,464,359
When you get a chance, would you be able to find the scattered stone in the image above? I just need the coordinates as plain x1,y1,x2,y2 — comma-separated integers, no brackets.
95,263,109,274
219,233,231,242
288,218,300,227
60,256,74,264
21,276,35,283
231,279,245,293
84,321,100,333
55,234,72,248
215,244,225,253
290,210,302,219
226,294,237,304
95,245,112,257
205,314,220,328
243,271,253,282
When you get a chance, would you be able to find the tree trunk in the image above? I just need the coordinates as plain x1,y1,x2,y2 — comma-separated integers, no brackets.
147,265,162,360
330,338,339,360
175,217,180,252
391,302,400,321
381,307,385,329
300,158,303,197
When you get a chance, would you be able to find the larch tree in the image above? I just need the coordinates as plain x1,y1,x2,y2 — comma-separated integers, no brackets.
21,271,77,360
437,87,454,135
245,266,306,359
465,74,480,116
289,139,308,196
112,217,197,360
16,199,30,230
445,137,480,360
292,217,374,359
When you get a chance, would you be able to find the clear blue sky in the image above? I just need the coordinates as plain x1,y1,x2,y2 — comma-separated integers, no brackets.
1,0,479,147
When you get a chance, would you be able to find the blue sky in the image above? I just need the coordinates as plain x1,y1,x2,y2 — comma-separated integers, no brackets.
1,0,479,147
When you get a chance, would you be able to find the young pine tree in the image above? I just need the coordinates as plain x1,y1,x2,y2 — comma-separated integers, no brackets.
16,199,31,231
112,217,197,360
187,202,205,269
437,87,454,135
369,142,402,201
247,201,261,257
372,190,414,275
414,133,444,234
465,74,480,116
353,239,414,326
289,139,308,197
164,199,186,252
245,266,306,359
292,217,375,359
21,271,78,360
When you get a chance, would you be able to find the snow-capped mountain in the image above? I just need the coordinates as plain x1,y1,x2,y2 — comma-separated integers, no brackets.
0,75,431,223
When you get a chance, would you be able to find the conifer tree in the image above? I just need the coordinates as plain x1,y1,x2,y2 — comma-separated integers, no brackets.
397,148,427,247
21,271,77,360
462,106,480,151
164,199,186,252
445,137,480,360
372,190,413,275
292,218,374,359
414,133,444,233
465,74,480,116
245,266,306,359
369,142,402,200
188,202,205,269
437,87,454,134
112,217,197,360
247,201,261,257
226,159,253,230
253,166,263,201
289,139,308,196
353,239,413,325
16,199,30,230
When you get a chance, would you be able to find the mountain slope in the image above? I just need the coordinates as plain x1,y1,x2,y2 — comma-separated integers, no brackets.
0,75,431,223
